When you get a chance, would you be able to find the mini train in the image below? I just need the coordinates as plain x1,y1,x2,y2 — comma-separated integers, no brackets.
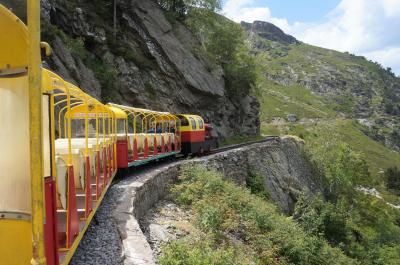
0,3,218,265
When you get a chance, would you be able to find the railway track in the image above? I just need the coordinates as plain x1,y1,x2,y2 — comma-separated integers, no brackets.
118,136,280,178
210,136,280,155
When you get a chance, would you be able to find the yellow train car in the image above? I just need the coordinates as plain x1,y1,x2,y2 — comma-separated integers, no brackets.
0,2,217,264
0,4,119,264
0,4,32,264
108,103,181,168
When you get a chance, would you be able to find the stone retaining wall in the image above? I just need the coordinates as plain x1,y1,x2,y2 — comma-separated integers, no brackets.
73,137,318,264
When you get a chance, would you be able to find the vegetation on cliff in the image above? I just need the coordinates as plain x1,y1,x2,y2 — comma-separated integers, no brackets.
159,166,355,265
158,0,258,98
296,126,400,265
159,136,400,264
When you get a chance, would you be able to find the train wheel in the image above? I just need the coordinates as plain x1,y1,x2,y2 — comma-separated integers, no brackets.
199,147,204,156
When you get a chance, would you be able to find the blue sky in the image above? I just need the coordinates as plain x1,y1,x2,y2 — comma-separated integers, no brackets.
240,0,340,23
222,0,400,76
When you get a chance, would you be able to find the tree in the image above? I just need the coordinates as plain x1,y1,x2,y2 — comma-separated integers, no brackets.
385,167,400,194
158,0,221,20
158,0,256,98
306,124,370,201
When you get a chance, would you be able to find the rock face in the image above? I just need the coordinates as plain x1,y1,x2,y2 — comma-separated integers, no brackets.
198,137,320,213
36,0,260,138
241,21,298,45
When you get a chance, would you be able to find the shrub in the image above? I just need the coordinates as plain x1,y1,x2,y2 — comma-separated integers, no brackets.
159,237,254,265
294,194,354,247
385,167,400,194
297,129,400,264
305,125,371,201
164,166,356,265
246,171,269,199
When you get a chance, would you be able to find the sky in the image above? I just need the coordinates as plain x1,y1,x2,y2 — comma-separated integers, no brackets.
222,0,400,76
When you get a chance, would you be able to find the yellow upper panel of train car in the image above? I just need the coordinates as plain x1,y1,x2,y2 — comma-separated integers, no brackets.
42,68,86,96
178,114,205,132
107,105,128,119
65,104,113,121
0,4,28,72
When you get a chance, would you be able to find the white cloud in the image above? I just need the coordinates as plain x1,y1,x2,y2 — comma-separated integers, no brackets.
297,0,400,75
382,0,400,18
222,0,400,76
298,0,400,52
364,47,400,74
222,0,293,32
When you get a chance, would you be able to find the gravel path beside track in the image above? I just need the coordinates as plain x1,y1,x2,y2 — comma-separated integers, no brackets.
70,185,124,265
69,160,175,265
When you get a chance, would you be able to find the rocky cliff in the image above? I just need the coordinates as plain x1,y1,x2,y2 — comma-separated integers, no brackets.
241,21,298,45
26,0,259,138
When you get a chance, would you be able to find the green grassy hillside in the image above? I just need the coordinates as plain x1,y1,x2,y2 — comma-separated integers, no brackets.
248,22,400,204
249,25,400,153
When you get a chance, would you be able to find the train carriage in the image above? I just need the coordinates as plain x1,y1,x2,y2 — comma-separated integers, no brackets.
0,4,32,264
108,103,181,168
0,2,217,264
0,4,120,263
178,114,218,155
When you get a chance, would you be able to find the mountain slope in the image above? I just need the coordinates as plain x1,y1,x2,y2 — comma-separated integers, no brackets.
242,21,400,153
242,21,400,205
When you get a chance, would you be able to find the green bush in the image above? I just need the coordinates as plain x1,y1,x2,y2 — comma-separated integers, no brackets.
159,237,254,265
294,191,400,264
385,167,400,194
186,11,257,98
161,166,355,265
294,194,355,247
305,124,371,201
246,171,269,199
295,129,400,264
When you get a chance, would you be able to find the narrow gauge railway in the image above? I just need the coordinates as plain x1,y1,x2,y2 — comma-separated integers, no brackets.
0,3,218,265
210,136,280,155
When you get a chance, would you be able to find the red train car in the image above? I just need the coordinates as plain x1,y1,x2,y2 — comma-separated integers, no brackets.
178,114,218,155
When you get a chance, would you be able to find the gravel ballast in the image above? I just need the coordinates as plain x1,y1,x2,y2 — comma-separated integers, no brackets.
70,186,124,265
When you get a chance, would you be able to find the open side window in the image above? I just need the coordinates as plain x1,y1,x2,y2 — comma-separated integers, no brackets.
179,116,189,126
189,117,197,130
197,118,204,129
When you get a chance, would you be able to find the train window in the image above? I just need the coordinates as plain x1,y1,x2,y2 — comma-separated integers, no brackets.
180,116,189,126
197,118,204,129
189,117,197,130
117,119,126,134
